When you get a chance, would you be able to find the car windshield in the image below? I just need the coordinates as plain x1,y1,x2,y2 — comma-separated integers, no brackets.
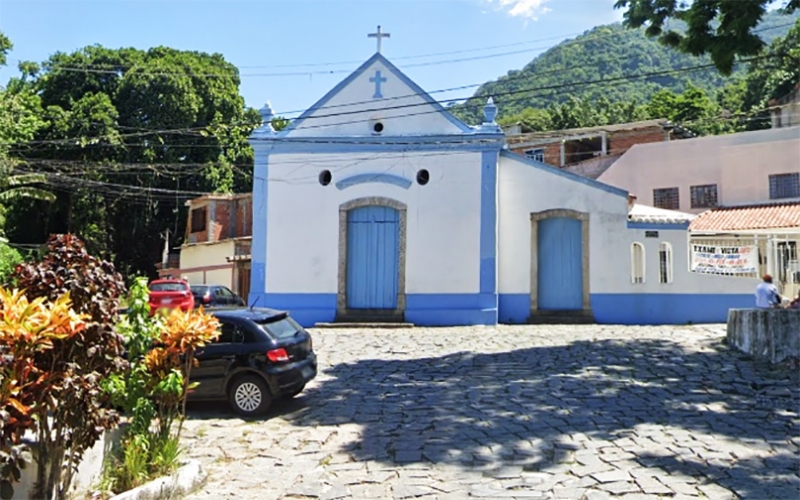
191,286,209,295
255,316,302,340
149,282,187,292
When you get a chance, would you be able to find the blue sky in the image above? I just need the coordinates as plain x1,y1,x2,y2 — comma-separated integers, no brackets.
0,0,624,118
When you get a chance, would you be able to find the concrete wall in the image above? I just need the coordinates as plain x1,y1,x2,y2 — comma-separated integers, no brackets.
13,428,122,500
177,240,235,288
599,127,800,213
727,308,800,363
497,153,759,325
254,150,485,325
497,152,631,323
594,227,758,324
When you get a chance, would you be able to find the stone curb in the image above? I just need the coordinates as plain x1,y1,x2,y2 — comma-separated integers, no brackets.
109,460,206,500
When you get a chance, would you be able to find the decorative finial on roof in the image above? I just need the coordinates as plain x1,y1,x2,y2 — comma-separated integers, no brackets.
258,101,276,132
483,97,497,124
260,101,274,123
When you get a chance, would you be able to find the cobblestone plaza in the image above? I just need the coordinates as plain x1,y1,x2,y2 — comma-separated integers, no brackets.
183,325,799,499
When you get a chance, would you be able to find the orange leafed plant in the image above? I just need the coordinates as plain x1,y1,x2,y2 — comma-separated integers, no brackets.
0,288,88,446
159,307,220,356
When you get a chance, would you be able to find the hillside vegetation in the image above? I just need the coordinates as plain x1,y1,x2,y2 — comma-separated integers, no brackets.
452,10,799,125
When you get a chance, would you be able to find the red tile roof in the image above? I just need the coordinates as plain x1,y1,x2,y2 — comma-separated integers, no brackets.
689,202,800,232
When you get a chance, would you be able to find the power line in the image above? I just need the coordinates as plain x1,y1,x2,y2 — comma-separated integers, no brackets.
3,53,781,150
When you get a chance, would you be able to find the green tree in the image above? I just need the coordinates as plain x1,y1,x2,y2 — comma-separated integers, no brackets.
6,45,260,275
0,37,53,230
647,84,724,135
497,108,552,132
614,0,799,74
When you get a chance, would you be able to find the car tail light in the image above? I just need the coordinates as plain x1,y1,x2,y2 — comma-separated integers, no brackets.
203,294,210,304
267,348,289,362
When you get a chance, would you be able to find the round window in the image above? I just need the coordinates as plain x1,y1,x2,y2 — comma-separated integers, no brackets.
373,122,384,133
416,169,430,186
319,170,332,186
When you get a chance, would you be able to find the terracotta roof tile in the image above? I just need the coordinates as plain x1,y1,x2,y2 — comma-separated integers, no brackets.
689,201,800,232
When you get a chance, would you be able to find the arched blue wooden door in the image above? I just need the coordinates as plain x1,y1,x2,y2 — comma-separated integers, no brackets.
346,206,399,310
537,217,583,310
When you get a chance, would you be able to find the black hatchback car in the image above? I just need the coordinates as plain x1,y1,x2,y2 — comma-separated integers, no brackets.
189,307,317,416
191,285,246,308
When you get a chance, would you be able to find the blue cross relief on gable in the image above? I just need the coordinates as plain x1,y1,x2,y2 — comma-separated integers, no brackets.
369,70,387,98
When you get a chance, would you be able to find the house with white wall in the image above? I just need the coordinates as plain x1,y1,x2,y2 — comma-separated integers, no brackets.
247,51,757,327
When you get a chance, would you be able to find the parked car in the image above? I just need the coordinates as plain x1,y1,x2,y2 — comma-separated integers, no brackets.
148,279,194,315
188,307,317,416
191,285,246,308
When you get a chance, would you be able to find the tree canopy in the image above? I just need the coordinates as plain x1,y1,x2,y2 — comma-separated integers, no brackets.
3,44,262,275
614,0,799,74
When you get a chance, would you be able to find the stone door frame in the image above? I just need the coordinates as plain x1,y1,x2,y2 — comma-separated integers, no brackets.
337,197,407,321
529,209,592,318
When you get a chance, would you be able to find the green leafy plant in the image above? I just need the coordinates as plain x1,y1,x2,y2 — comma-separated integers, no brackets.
100,277,218,494
11,234,126,500
0,243,22,286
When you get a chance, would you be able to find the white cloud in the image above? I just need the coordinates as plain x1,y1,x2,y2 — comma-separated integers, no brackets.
487,0,552,20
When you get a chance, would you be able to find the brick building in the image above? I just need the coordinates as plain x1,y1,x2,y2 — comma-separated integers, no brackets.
505,119,692,169
157,193,253,300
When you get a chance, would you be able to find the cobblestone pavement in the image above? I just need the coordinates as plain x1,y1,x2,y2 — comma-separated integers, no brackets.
182,325,799,500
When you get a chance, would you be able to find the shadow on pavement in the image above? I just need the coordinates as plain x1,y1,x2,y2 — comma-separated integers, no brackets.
270,337,799,498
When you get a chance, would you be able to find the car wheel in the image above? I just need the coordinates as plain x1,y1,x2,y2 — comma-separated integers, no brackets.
228,375,271,417
282,384,306,399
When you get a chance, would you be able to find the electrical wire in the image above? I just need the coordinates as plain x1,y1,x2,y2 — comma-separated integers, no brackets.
3,53,786,150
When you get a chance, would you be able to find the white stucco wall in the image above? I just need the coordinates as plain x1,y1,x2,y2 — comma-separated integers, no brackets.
284,58,462,138
599,127,800,213
178,241,234,287
625,228,757,294
497,153,631,295
263,150,483,294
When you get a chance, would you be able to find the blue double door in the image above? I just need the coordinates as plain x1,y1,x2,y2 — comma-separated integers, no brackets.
537,217,583,310
346,206,400,310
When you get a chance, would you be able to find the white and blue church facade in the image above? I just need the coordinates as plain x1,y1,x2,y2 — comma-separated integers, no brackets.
248,52,755,327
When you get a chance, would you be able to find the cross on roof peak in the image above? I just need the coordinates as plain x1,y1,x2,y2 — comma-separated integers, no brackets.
368,25,390,54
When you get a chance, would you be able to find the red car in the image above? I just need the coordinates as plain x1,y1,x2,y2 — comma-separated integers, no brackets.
148,279,195,316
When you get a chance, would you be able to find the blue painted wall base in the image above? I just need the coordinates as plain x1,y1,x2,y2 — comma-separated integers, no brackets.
590,293,754,324
251,292,752,327
498,293,754,325
252,292,498,327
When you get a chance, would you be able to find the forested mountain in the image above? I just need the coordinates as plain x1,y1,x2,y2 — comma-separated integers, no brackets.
452,9,799,124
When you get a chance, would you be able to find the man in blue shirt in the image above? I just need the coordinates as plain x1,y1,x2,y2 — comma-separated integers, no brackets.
755,274,782,308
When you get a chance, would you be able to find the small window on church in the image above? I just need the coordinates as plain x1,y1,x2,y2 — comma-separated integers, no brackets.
319,170,332,186
373,122,384,133
631,242,645,284
416,169,430,186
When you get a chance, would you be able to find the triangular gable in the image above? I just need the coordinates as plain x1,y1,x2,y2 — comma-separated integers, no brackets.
499,150,628,198
278,53,473,138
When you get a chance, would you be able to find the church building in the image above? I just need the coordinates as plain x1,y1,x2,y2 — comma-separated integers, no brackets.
248,37,755,327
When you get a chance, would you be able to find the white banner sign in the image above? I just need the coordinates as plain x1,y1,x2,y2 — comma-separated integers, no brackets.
691,244,758,274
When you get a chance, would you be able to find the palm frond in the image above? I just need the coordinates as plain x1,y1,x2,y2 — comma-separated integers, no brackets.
5,173,48,187
0,187,56,202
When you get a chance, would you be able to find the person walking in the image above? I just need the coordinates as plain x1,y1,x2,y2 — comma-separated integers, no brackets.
755,274,782,309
